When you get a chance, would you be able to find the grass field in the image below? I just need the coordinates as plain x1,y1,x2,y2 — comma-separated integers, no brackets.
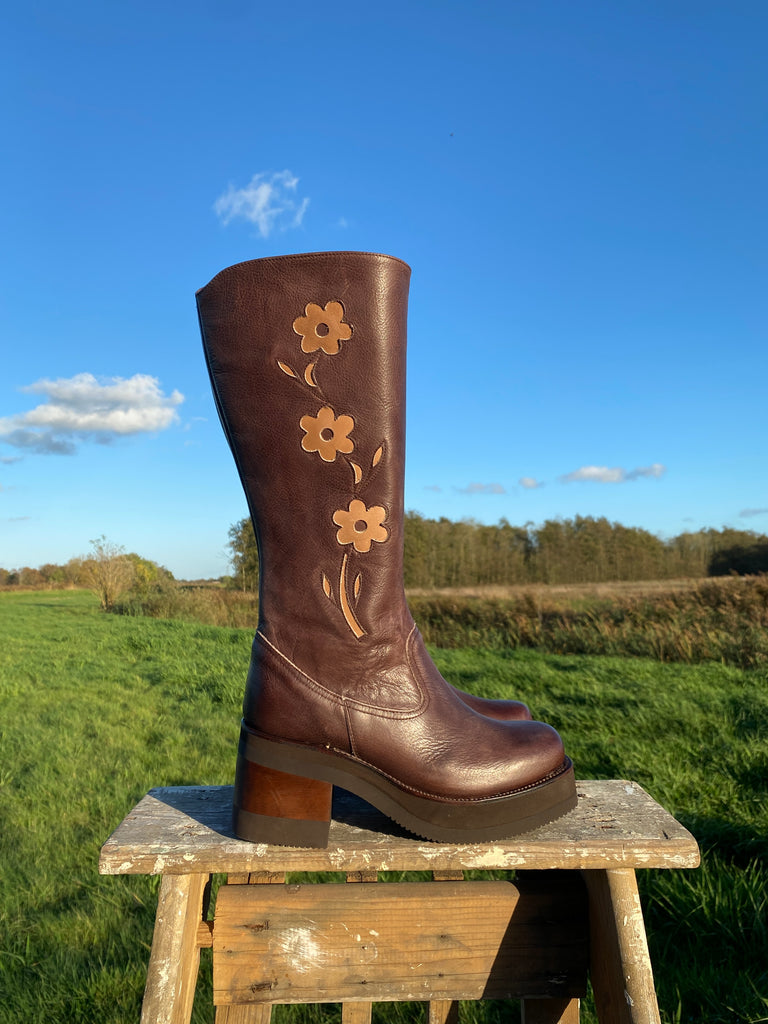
0,590,766,1022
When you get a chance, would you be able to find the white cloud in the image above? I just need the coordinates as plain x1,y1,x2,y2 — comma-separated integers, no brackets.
519,476,544,489
559,463,666,484
457,482,507,495
625,463,666,481
214,170,309,237
0,373,183,455
560,465,625,484
740,507,768,518
424,484,442,492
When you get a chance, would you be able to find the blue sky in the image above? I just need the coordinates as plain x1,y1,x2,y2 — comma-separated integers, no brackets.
2,0,766,579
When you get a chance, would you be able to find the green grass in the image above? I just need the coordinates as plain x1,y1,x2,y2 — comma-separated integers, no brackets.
0,591,766,1022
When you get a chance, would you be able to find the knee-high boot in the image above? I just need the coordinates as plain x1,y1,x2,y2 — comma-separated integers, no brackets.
196,251,576,846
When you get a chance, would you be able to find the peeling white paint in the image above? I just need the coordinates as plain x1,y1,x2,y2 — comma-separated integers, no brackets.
276,927,325,974
156,960,172,995
417,846,444,860
464,847,525,868
326,848,348,869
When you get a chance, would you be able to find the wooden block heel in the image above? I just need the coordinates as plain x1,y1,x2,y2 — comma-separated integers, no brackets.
233,742,332,848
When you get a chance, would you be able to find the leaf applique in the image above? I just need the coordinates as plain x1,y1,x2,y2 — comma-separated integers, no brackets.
322,574,332,600
304,362,318,387
351,462,362,485
278,360,298,379
354,574,362,600
372,445,383,468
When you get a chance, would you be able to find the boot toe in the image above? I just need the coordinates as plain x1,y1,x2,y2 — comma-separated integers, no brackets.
503,719,569,792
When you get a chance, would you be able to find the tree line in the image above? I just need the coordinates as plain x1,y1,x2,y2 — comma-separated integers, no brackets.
3,515,767,597
226,512,768,591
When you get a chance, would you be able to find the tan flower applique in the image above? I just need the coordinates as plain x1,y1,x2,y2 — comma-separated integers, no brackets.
293,301,352,355
280,298,389,637
333,499,388,553
300,407,354,463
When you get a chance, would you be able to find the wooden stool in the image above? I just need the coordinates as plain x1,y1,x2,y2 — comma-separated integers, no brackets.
99,781,699,1024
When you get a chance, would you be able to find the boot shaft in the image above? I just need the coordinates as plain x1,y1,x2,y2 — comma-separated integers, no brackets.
196,252,412,657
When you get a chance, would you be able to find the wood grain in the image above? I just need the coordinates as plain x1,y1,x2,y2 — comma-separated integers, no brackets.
212,878,588,1006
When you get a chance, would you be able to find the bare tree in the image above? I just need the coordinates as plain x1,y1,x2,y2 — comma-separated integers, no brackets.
82,536,135,610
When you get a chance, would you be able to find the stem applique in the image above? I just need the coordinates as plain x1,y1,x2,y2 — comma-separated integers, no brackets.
338,553,364,639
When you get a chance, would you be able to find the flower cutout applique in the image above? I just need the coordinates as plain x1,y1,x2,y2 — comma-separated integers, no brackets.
333,499,388,553
300,407,355,463
293,301,352,355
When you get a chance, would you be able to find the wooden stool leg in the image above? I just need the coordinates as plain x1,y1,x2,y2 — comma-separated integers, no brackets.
429,1000,460,1024
340,871,378,1024
582,869,661,1024
342,1005,373,1024
216,1008,272,1024
430,870,463,1024
141,872,208,1024
521,997,580,1023
216,872,284,1023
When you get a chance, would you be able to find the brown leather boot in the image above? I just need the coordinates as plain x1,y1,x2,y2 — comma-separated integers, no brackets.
197,252,576,846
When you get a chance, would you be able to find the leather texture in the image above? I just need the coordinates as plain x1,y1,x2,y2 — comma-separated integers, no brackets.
197,252,569,813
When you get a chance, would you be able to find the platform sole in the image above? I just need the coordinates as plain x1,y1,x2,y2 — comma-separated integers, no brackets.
232,722,577,847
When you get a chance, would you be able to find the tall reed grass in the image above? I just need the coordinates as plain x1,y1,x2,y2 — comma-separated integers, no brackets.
114,575,768,668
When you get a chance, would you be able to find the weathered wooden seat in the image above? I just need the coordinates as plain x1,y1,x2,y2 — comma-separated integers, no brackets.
99,781,699,1024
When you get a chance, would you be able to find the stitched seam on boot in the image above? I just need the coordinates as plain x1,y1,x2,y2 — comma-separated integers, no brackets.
242,725,571,802
255,631,345,711
256,629,427,719
343,701,357,758
322,748,573,802
405,624,432,717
